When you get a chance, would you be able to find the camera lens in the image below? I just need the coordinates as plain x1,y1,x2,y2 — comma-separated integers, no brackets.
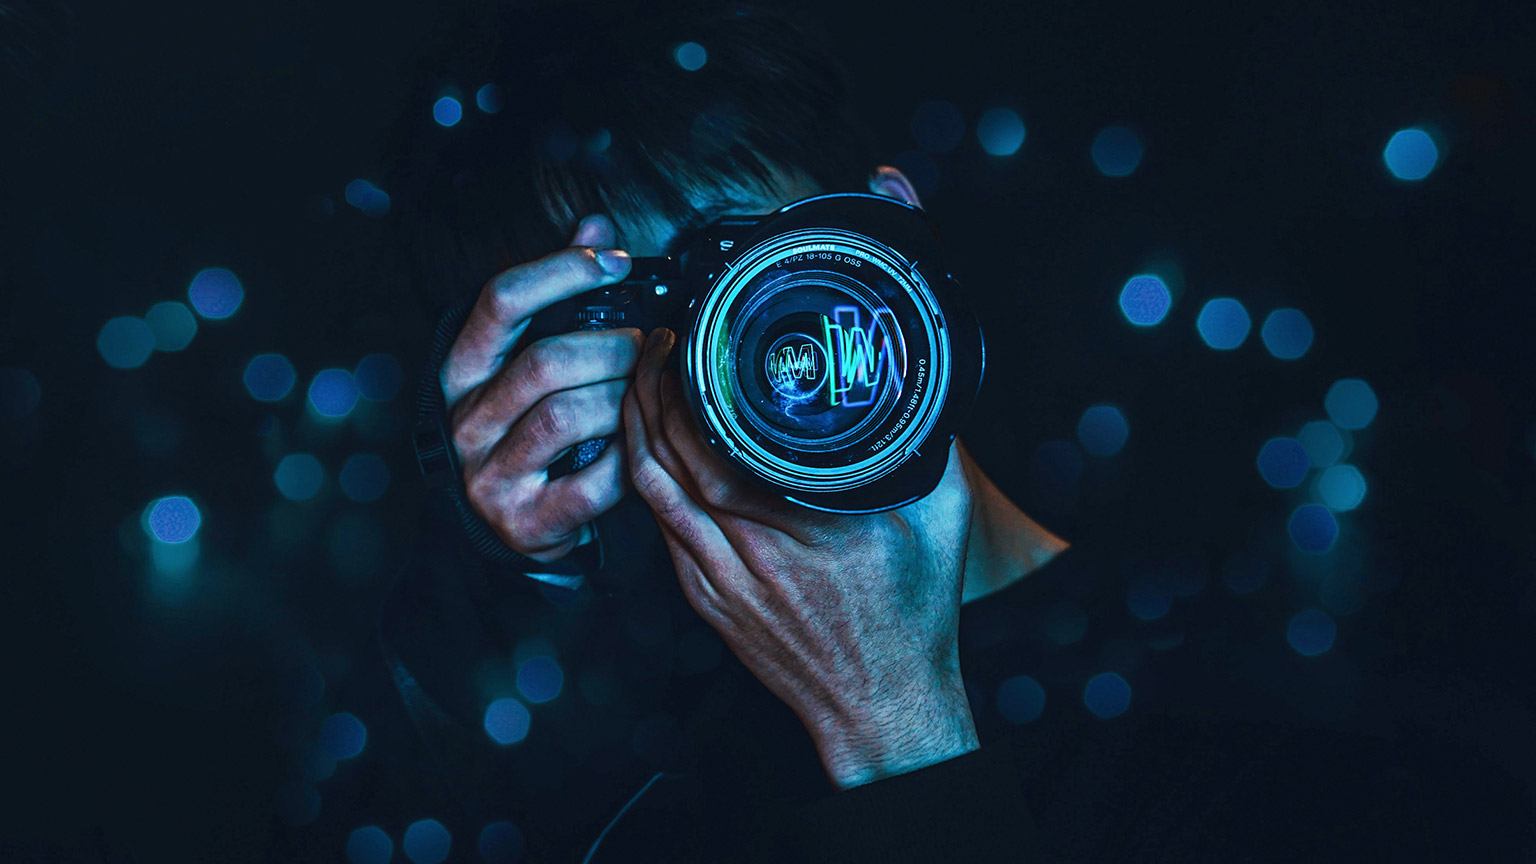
686,228,953,497
733,278,900,446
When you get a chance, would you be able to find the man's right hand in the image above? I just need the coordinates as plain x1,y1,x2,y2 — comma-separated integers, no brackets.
440,214,642,563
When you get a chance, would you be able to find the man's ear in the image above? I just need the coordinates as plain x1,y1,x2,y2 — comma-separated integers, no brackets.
868,165,921,208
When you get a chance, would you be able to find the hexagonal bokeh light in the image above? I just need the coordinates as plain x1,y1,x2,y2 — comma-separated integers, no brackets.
1196,298,1252,350
1119,275,1171,326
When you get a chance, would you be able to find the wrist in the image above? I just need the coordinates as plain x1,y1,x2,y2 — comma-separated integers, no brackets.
810,668,980,790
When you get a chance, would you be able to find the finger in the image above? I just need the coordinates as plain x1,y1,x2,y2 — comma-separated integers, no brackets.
521,442,628,560
630,328,695,495
453,328,643,464
654,520,727,623
621,368,737,575
655,368,817,543
466,444,618,563
442,215,630,404
481,378,626,477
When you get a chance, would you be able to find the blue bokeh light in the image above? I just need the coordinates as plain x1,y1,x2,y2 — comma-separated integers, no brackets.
145,301,198,352
1297,420,1346,467
244,353,296,402
187,268,244,319
910,100,965,152
1384,128,1438,181
1288,504,1339,553
309,368,360,418
517,656,564,704
1324,379,1378,430
976,108,1026,156
995,675,1046,724
483,698,531,745
354,353,404,401
1317,464,1367,511
1259,308,1313,360
1287,608,1337,656
319,712,367,760
1091,125,1143,177
478,822,524,863
674,41,707,71
1077,405,1129,457
403,819,452,864
275,453,325,501
145,496,202,544
340,453,391,503
345,179,391,217
347,826,394,864
1118,275,1171,326
1256,437,1310,488
433,96,463,127
275,780,321,826
1196,298,1252,350
0,367,41,418
1083,672,1132,718
97,316,156,369
476,84,503,114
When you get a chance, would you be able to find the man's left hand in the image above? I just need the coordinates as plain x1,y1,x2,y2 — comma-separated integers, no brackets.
622,327,980,790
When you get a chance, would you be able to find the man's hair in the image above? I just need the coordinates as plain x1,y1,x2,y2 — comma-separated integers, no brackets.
388,0,876,308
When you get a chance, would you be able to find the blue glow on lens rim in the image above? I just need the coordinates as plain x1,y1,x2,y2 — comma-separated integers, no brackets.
687,228,951,494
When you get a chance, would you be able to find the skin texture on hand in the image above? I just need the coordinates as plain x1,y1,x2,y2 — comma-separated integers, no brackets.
622,326,982,789
440,215,643,562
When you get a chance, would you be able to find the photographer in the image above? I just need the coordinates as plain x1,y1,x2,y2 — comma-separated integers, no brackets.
369,3,1523,861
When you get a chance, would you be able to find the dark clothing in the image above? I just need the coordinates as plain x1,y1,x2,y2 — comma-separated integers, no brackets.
375,487,1532,862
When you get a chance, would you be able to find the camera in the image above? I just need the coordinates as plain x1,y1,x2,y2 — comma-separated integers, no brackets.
543,192,984,514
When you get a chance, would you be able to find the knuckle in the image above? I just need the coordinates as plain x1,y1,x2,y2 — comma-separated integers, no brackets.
630,460,669,503
519,343,554,388
449,407,480,457
527,398,575,444
503,506,547,552
485,273,525,322
463,470,499,511
576,472,619,515
450,424,476,461
519,338,572,390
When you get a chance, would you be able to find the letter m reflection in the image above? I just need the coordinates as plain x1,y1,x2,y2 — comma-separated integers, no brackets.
769,343,819,385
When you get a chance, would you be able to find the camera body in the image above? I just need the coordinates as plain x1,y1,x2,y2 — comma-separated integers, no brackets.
546,193,985,514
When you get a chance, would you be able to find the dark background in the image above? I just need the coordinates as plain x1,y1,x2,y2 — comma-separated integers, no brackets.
3,0,1533,859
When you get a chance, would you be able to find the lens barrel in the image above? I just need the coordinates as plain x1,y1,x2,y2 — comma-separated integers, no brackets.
680,194,983,513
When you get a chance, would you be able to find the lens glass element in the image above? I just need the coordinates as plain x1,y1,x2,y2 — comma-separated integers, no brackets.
734,271,902,447
687,229,951,495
